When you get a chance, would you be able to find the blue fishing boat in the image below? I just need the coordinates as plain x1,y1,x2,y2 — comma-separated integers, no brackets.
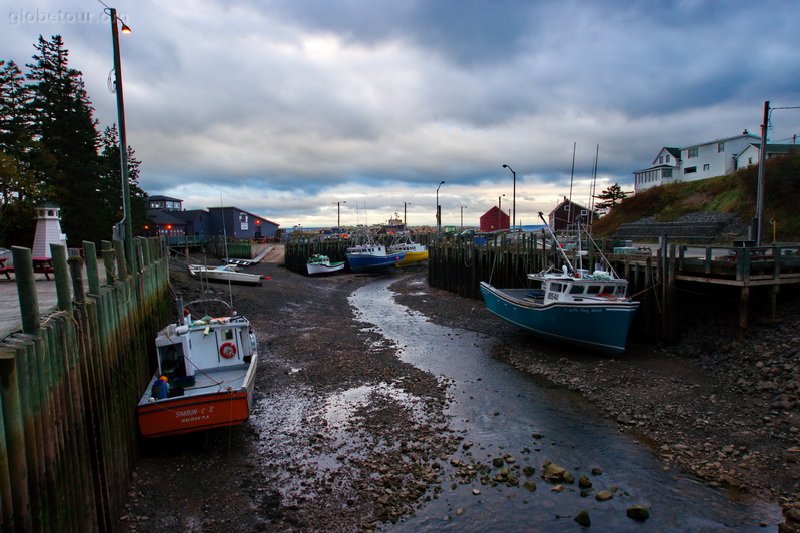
345,241,406,272
479,213,639,354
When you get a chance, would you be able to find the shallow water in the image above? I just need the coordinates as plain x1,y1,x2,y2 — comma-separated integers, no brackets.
349,277,780,532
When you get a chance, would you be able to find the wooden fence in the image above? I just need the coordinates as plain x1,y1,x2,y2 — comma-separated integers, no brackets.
0,237,172,531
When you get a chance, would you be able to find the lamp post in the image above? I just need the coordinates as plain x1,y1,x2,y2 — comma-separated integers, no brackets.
107,6,133,271
498,194,506,230
436,180,445,236
404,201,411,230
502,164,516,229
336,201,346,228
460,205,467,231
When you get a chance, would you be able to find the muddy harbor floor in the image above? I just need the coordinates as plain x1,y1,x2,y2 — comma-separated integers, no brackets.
122,258,800,531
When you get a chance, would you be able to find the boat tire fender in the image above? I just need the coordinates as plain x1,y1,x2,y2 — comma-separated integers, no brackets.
219,342,237,359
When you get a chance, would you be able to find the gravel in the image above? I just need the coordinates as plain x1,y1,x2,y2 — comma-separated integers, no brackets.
122,256,800,531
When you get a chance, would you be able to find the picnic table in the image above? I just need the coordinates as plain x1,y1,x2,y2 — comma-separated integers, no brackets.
0,256,13,279
32,256,55,280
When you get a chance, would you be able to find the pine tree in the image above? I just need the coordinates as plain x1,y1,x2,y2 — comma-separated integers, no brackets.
97,125,147,238
27,34,102,245
593,183,631,210
0,59,39,245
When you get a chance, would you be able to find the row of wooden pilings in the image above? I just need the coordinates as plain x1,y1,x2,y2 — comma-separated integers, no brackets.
0,237,173,531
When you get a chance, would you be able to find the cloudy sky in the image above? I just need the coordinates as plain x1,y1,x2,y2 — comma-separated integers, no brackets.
4,0,800,229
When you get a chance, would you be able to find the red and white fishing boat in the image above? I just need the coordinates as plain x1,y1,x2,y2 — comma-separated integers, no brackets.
137,300,258,438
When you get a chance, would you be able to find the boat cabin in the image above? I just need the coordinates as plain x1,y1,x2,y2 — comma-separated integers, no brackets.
154,316,256,388
527,271,630,304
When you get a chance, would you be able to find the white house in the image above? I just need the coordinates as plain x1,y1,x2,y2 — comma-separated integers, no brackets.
735,143,800,169
634,132,761,193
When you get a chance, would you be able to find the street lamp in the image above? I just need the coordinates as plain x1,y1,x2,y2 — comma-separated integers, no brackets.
502,164,516,229
436,180,445,236
335,201,346,228
404,202,411,230
460,205,467,231
106,5,133,271
498,194,506,230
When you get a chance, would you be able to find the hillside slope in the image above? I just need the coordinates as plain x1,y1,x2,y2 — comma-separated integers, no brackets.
593,152,800,242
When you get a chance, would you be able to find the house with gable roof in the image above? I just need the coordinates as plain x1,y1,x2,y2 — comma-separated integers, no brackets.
633,132,761,193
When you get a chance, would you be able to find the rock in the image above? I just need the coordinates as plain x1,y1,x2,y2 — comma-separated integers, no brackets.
595,490,613,501
523,480,537,492
542,462,574,483
472,488,481,495
574,510,591,527
492,457,505,468
523,466,535,476
578,476,592,489
590,467,603,476
626,505,650,521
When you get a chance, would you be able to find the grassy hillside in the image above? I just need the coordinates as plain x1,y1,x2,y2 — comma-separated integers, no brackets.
592,152,800,241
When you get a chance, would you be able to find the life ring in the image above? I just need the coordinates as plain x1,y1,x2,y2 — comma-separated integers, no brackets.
219,342,237,359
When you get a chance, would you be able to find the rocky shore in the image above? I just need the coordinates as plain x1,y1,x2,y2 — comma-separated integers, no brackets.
393,274,800,530
123,258,798,531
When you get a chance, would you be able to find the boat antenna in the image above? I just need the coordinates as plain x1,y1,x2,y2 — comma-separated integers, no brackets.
568,141,576,229
539,211,574,273
220,193,234,307
589,144,599,227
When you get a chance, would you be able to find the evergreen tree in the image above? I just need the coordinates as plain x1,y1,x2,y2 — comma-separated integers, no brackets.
593,183,631,210
0,59,39,245
97,125,147,238
27,35,102,246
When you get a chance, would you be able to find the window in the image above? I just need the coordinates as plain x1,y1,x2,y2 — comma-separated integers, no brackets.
658,156,663,164
586,285,601,294
688,148,698,158
684,166,697,174
703,164,710,171
718,142,725,153
569,285,584,295
748,157,753,165
662,168,672,178
666,154,671,163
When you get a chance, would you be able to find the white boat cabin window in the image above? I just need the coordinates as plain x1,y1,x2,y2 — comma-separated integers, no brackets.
586,285,601,294
569,285,585,295
549,282,566,293
224,329,234,340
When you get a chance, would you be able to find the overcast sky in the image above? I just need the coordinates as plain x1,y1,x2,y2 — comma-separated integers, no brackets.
4,0,800,228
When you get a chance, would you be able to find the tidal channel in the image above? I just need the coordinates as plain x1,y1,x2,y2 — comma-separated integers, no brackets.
349,277,779,532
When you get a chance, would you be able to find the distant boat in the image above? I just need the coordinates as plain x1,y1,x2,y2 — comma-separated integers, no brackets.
479,212,639,354
306,254,345,276
137,299,258,438
345,235,406,272
188,264,263,285
389,236,429,266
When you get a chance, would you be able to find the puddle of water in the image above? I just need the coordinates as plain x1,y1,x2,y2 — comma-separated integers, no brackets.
350,278,780,532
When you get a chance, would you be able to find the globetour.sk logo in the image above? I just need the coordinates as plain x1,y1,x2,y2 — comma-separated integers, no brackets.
8,9,129,25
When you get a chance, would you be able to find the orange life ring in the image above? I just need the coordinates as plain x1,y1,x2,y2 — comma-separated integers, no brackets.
219,342,237,359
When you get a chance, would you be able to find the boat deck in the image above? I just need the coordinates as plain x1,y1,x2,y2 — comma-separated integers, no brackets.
138,363,252,406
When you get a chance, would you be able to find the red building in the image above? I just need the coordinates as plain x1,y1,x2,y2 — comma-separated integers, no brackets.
548,197,596,232
479,206,510,232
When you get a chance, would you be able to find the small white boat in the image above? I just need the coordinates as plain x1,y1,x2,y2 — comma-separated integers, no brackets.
306,254,345,275
188,264,263,285
137,299,258,438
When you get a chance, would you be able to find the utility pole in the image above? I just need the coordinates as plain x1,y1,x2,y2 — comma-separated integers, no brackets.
460,205,467,231
754,100,769,246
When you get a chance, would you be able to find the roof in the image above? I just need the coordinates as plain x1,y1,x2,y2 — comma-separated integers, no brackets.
146,209,188,225
548,198,592,216
207,206,280,227
682,133,760,150
147,194,183,202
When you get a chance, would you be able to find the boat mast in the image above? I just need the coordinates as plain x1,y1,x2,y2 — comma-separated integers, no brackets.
538,211,574,273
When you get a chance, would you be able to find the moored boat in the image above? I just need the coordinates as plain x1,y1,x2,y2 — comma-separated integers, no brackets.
137,300,259,438
188,263,263,285
345,240,406,272
479,213,639,354
306,254,345,275
389,236,429,266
